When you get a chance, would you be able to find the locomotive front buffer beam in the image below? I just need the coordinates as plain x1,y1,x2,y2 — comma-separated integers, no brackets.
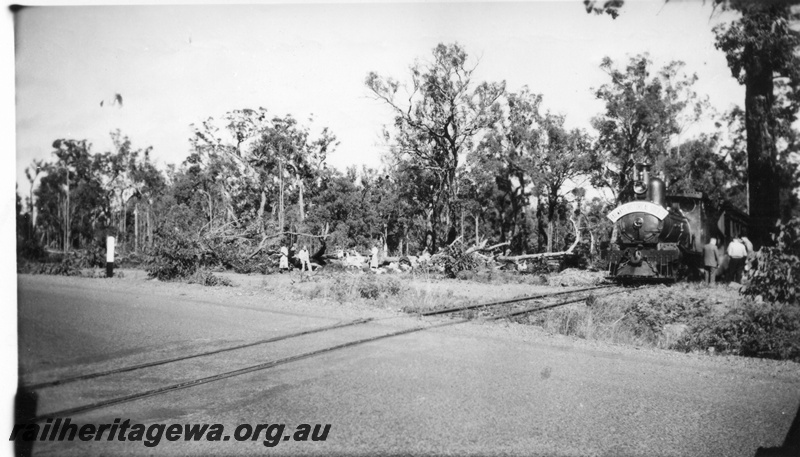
608,248,681,283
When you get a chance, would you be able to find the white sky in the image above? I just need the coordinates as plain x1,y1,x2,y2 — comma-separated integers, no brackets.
12,1,742,192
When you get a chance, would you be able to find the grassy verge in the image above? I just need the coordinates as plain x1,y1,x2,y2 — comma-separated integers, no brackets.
519,283,800,362
291,272,467,311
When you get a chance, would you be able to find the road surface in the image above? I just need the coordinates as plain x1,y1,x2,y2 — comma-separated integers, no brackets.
15,273,800,456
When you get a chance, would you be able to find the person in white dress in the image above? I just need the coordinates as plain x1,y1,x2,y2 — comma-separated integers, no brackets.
279,245,289,272
370,244,379,270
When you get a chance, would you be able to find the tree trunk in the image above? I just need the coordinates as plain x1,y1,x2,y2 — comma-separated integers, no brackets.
257,190,267,227
298,181,304,222
64,171,70,252
744,48,780,249
279,160,284,234
134,204,139,253
475,213,479,245
148,205,153,247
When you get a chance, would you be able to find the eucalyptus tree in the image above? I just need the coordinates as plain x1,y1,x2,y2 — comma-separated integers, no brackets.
35,139,109,251
534,113,595,252
590,54,704,203
471,88,594,253
713,1,800,245
189,108,337,237
366,42,506,251
470,88,542,252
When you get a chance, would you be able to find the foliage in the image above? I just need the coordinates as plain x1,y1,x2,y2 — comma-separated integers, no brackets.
17,249,104,276
583,0,623,19
297,274,405,303
660,134,746,209
471,88,594,253
145,231,201,281
524,283,800,361
17,238,47,261
625,293,712,340
713,1,800,241
590,54,705,203
677,299,800,362
366,42,506,251
436,240,481,278
743,216,800,305
356,275,403,300
187,108,337,235
188,269,233,287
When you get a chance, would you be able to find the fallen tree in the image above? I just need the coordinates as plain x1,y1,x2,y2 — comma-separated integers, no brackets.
496,217,580,262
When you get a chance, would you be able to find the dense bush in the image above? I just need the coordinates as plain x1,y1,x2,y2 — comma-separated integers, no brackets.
17,238,47,261
678,299,800,361
200,238,275,274
743,217,800,305
524,283,800,362
145,232,201,281
18,247,105,277
625,295,712,340
436,241,480,278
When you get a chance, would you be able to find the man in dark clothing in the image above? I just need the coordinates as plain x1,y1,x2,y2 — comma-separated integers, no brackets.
703,237,720,285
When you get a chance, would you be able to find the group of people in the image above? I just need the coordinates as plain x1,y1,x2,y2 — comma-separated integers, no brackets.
702,234,755,285
278,243,382,273
279,244,312,273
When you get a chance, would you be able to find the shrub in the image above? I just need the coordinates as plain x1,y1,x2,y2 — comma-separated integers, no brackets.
17,238,47,261
677,299,800,361
357,275,403,299
18,248,104,277
145,233,201,281
743,217,800,305
297,274,405,303
436,241,480,278
188,269,233,287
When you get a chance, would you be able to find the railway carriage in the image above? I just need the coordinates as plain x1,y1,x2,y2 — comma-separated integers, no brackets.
607,164,749,282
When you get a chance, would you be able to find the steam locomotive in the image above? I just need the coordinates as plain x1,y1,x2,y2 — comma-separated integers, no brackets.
607,164,748,282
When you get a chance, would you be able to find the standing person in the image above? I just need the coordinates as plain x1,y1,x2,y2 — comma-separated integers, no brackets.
279,244,289,273
370,244,379,270
298,246,311,272
702,237,719,285
727,236,747,283
741,233,755,273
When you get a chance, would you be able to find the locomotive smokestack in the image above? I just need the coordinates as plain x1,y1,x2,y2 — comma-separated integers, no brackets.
642,164,651,185
650,177,666,207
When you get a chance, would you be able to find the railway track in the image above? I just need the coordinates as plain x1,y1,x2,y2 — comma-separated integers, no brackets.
29,283,630,421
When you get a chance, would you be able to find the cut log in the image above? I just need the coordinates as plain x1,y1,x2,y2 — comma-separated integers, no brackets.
466,241,509,255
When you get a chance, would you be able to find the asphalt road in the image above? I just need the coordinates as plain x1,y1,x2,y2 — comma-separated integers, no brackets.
15,274,800,456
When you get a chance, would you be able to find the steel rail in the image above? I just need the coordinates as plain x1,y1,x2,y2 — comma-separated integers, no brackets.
488,288,630,321
26,318,374,391
420,284,614,316
31,285,633,421
33,319,467,422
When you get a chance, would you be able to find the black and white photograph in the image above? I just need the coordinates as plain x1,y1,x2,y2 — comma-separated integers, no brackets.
6,1,800,456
